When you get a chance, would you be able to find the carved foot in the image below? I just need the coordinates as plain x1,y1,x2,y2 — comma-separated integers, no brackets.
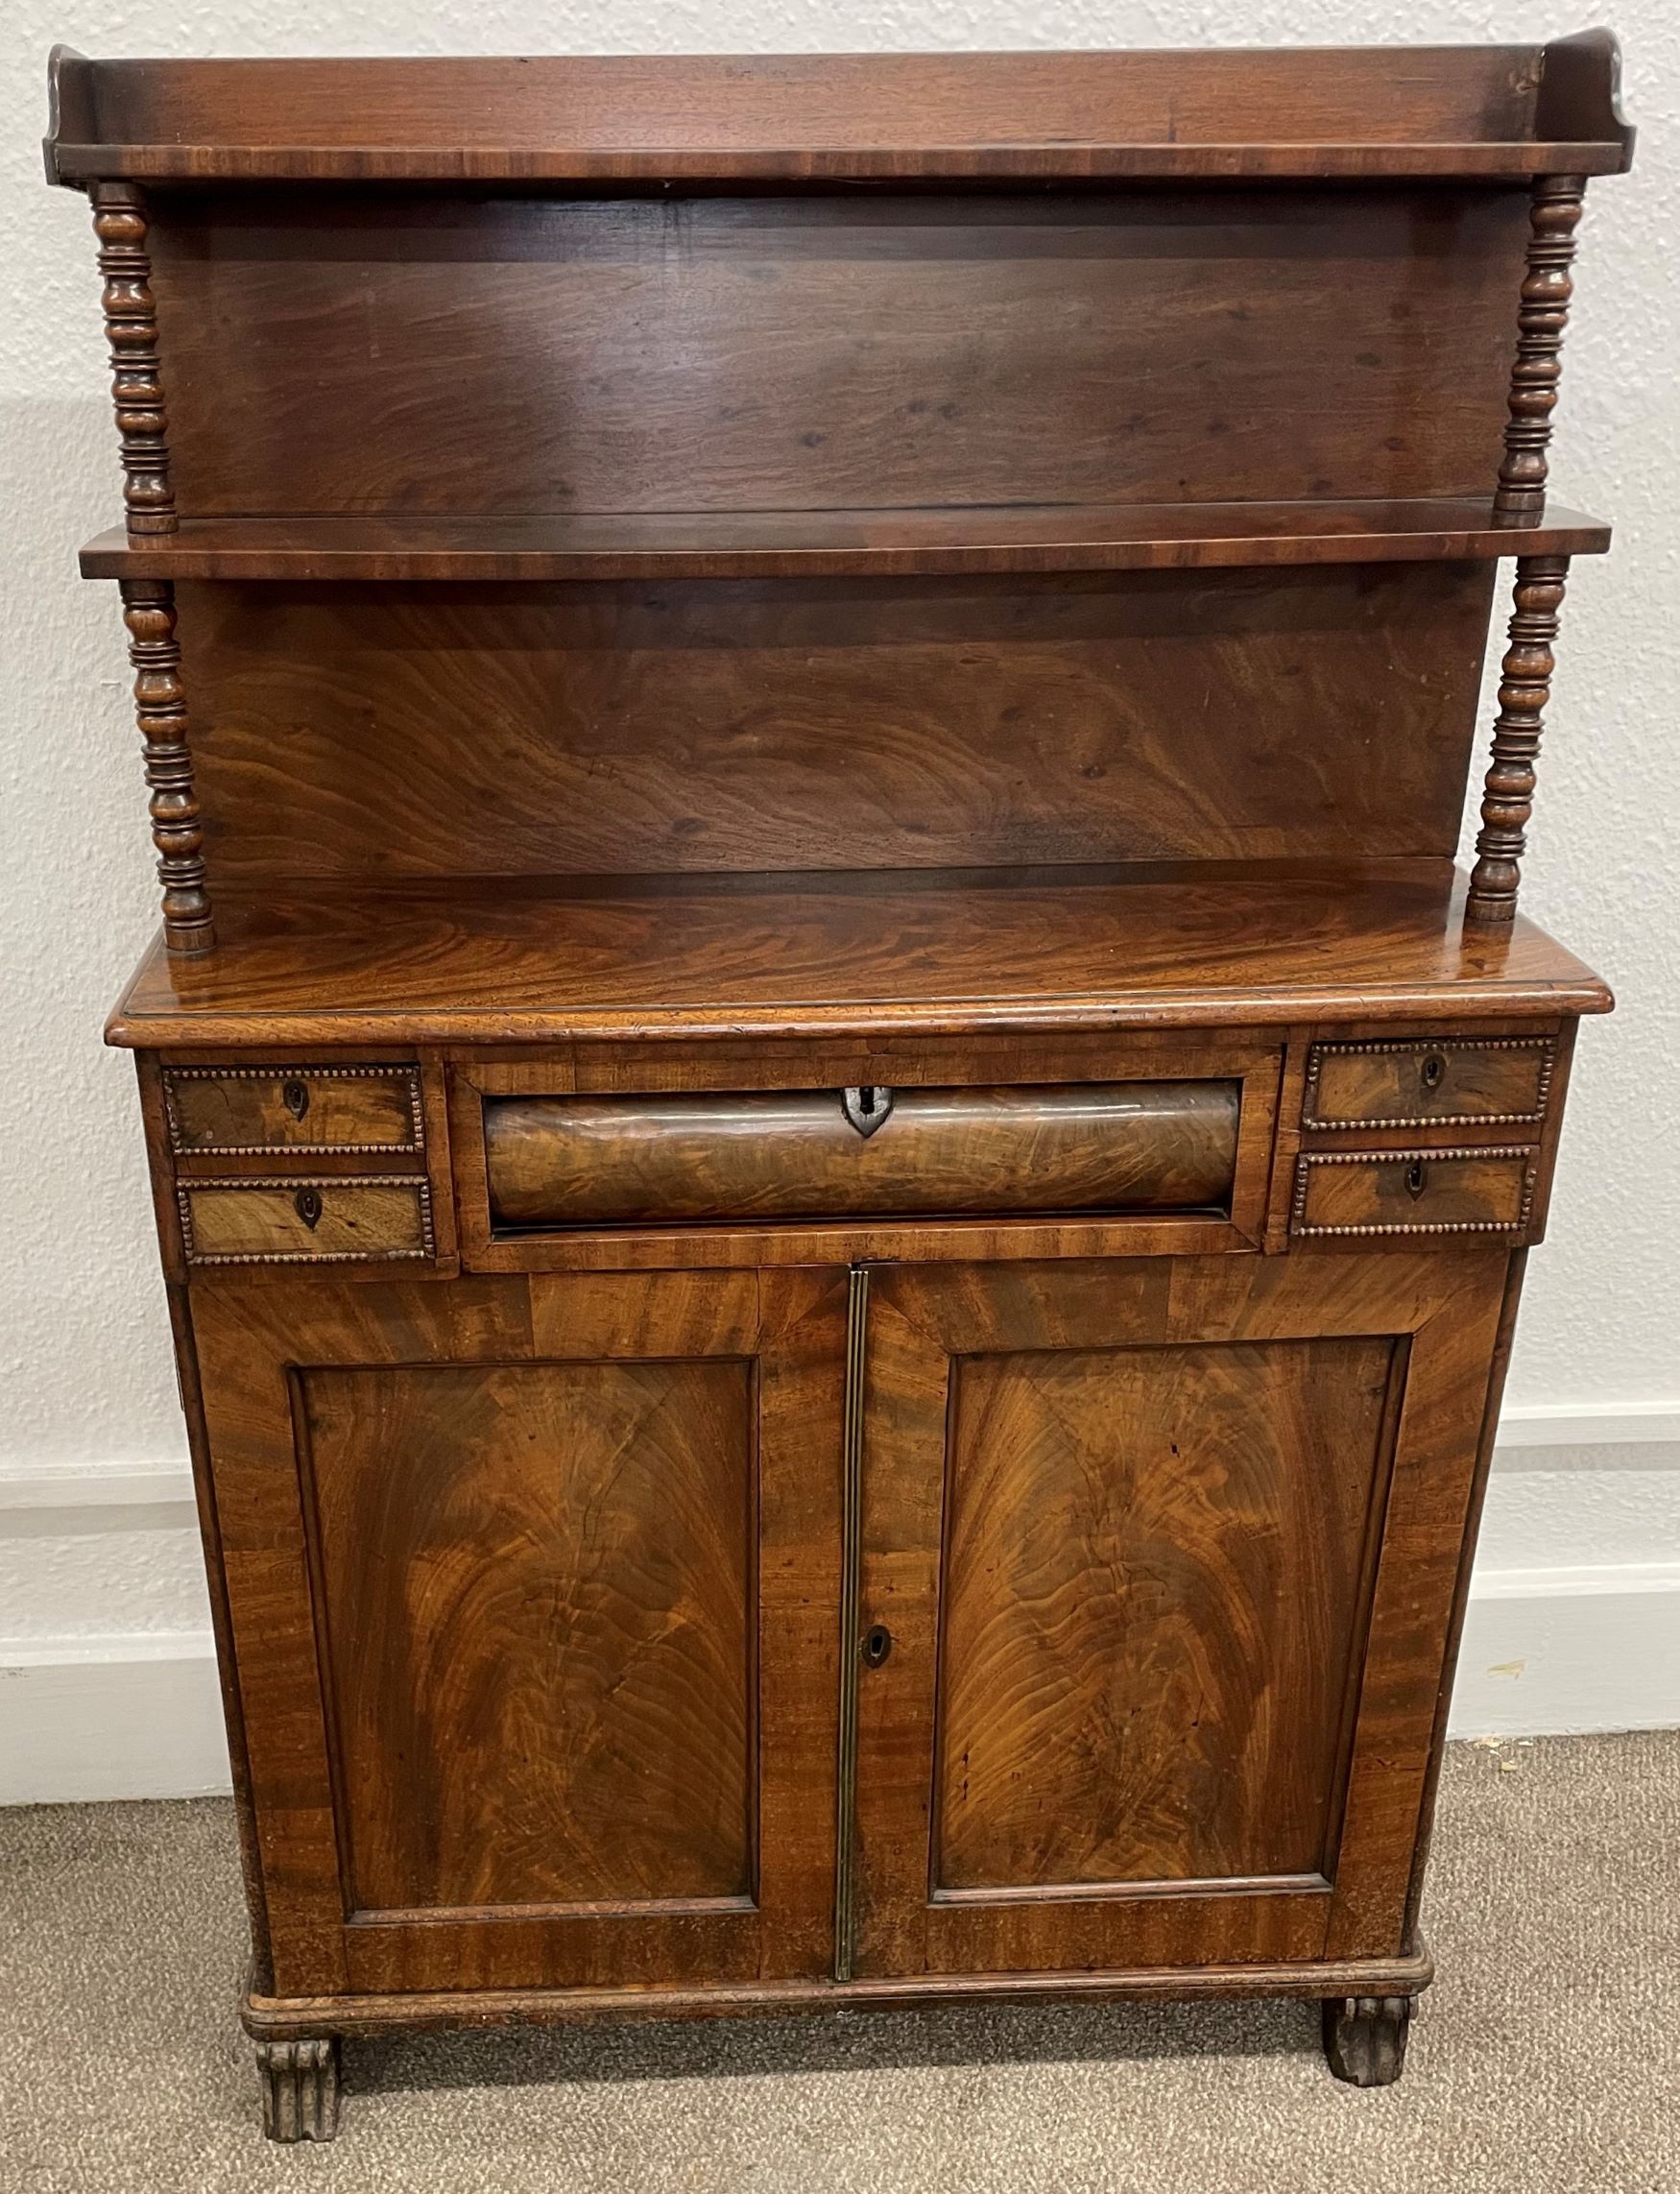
256,2037,341,2141
1322,1994,1411,2087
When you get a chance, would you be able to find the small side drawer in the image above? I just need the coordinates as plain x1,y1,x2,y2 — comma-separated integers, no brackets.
1302,1039,1555,1130
163,1065,423,1154
179,1177,435,1266
1291,1147,1537,1240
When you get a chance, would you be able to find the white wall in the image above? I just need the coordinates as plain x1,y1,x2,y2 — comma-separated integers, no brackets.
1,2,1676,1796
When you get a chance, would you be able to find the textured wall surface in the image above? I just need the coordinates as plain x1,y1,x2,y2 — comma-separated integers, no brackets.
1,1,1675,1531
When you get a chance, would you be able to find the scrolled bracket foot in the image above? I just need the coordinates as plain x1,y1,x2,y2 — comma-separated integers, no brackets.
1322,1994,1412,2087
256,2036,341,2142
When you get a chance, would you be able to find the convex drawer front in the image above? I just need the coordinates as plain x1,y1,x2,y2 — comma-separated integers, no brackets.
1292,1148,1536,1239
164,1065,423,1153
1303,1039,1554,1129
179,1177,435,1266
483,1082,1240,1230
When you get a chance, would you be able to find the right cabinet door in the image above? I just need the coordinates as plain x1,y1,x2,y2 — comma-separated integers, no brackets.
850,1250,1511,1980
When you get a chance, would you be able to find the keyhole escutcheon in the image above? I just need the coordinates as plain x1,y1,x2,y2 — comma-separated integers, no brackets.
282,1077,311,1121
861,1623,893,1668
1420,1052,1446,1094
1404,1162,1428,1200
294,1187,324,1230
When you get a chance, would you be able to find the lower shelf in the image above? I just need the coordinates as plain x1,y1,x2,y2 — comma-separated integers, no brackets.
108,861,1610,1049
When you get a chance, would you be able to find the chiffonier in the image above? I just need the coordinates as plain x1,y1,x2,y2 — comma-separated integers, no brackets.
46,35,1634,2139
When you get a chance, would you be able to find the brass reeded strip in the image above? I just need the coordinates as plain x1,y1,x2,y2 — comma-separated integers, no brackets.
832,1264,870,1983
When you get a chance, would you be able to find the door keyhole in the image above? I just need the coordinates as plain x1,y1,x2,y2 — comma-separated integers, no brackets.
861,1624,893,1668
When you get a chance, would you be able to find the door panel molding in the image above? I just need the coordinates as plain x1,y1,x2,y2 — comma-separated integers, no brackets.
850,1251,1510,1979
192,1267,848,1997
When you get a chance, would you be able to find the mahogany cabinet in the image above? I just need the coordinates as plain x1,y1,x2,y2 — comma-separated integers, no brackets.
45,36,1633,2139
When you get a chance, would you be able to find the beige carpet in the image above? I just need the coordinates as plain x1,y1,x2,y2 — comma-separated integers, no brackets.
0,1731,1675,2192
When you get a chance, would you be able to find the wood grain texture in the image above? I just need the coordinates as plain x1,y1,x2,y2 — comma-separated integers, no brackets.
449,1035,1281,1273
46,42,1636,183
852,1252,1508,1978
238,1939,1432,2040
301,1356,755,1914
191,1268,847,1996
179,1177,432,1266
164,1063,422,1153
1302,1037,1553,1130
933,1336,1397,1892
45,33,1630,2101
77,499,1614,583
144,191,1532,518
171,567,1497,881
1291,1148,1535,1239
484,1082,1238,1230
106,864,1613,1051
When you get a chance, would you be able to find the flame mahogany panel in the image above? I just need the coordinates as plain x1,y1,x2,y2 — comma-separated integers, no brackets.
176,567,1496,881
301,1355,756,1914
934,1334,1397,1891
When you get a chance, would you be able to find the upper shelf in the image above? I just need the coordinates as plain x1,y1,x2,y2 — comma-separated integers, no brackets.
80,499,1612,585
47,36,1636,187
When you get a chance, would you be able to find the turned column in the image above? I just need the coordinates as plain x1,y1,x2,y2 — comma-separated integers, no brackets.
90,181,177,536
1465,556,1570,927
121,580,214,953
1494,175,1585,518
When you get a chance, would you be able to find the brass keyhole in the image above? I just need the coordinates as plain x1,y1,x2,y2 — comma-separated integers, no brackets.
861,1624,893,1669
1404,1162,1428,1200
1420,1053,1446,1094
282,1078,311,1121
294,1187,324,1230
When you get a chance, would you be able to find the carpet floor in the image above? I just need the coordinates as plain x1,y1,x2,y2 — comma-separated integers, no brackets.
0,1730,1675,2192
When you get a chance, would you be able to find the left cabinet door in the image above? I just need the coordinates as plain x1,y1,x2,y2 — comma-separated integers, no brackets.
191,1268,848,1999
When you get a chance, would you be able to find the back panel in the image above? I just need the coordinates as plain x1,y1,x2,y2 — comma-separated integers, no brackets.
179,562,1496,881
149,188,1529,518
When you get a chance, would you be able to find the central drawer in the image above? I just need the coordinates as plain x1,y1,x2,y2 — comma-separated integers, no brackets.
483,1082,1240,1230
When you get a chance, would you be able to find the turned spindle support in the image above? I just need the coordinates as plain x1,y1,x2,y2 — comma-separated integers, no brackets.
1494,175,1585,519
120,579,215,953
90,180,177,536
1465,555,1570,927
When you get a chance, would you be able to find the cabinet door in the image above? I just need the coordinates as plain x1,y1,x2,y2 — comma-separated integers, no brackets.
850,1252,1509,1979
192,1269,846,1998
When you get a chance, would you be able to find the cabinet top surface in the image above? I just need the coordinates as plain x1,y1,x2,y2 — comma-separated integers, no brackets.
106,862,1611,1050
48,35,1635,184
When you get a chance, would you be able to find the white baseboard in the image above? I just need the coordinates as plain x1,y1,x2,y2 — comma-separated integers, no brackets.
1448,1563,1680,1738
2,1402,1677,1803
0,1634,229,1803
1493,1400,1680,1450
